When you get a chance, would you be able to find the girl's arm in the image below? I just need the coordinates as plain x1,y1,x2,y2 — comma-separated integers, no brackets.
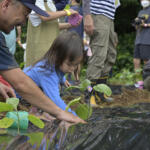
38,9,78,22
39,72,76,115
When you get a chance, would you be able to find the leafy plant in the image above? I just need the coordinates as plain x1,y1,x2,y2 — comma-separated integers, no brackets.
0,98,45,133
66,79,112,96
93,84,112,97
109,68,143,85
65,97,92,120
65,79,112,119
65,79,91,92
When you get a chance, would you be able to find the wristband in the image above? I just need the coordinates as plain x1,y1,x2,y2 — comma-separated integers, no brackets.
64,9,71,16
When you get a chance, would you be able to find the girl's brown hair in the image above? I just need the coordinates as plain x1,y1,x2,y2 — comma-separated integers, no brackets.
35,31,84,72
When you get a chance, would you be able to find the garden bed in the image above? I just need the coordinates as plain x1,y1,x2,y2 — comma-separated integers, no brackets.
0,87,150,150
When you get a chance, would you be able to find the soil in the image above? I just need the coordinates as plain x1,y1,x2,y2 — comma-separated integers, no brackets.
101,88,150,107
63,87,150,109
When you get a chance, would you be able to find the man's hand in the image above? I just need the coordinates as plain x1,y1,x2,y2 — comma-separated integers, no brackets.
0,83,16,99
57,110,86,124
84,14,94,36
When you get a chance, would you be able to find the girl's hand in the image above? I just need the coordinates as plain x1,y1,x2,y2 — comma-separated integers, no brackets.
64,80,71,87
69,9,79,15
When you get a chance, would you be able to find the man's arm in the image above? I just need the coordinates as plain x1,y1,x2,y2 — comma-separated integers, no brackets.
82,0,94,35
0,68,85,123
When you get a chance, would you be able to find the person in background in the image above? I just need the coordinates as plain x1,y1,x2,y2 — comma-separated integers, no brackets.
66,0,83,38
25,0,81,67
65,0,83,82
21,31,83,116
53,0,69,11
0,0,85,124
2,26,22,55
133,0,150,72
82,0,120,103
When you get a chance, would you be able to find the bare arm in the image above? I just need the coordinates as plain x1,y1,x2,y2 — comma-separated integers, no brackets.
82,0,94,35
0,68,85,123
39,9,78,22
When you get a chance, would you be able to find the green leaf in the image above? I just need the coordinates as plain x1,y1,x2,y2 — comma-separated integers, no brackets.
28,114,45,129
65,79,91,92
0,117,14,128
79,79,91,92
0,102,14,112
93,84,112,96
65,97,81,111
65,85,81,91
75,104,92,120
64,4,70,10
6,98,19,110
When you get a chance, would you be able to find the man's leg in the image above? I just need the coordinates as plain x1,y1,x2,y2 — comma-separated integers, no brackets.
101,21,117,78
86,15,113,103
134,58,141,71
86,15,110,81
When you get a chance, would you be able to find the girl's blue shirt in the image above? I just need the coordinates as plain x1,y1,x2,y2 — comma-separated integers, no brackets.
22,61,76,115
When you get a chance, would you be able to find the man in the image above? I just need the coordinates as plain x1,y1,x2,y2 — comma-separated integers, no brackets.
0,0,85,124
83,0,120,102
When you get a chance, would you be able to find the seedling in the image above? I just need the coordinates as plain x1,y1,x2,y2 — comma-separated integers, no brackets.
65,97,92,120
66,79,112,98
65,79,113,116
0,98,44,133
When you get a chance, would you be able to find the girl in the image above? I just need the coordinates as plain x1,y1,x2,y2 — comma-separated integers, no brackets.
23,31,84,115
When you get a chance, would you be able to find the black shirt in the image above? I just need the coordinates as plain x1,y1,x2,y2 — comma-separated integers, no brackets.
0,32,18,71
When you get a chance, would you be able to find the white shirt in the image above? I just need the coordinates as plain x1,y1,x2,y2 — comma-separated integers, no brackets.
29,0,56,27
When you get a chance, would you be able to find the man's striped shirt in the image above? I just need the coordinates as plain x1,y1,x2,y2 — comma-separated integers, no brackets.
90,0,116,20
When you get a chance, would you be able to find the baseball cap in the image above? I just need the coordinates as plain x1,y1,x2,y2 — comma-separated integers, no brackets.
20,0,49,17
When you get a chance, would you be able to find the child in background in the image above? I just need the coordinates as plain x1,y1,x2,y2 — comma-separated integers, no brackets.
66,0,83,38
22,31,84,115
65,0,83,82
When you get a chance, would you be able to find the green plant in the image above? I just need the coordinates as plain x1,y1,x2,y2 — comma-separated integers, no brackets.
65,79,113,119
0,98,44,133
65,97,92,120
65,79,91,92
66,79,112,97
109,68,143,85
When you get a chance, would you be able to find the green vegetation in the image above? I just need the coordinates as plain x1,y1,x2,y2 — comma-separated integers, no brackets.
65,80,112,119
0,98,45,133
